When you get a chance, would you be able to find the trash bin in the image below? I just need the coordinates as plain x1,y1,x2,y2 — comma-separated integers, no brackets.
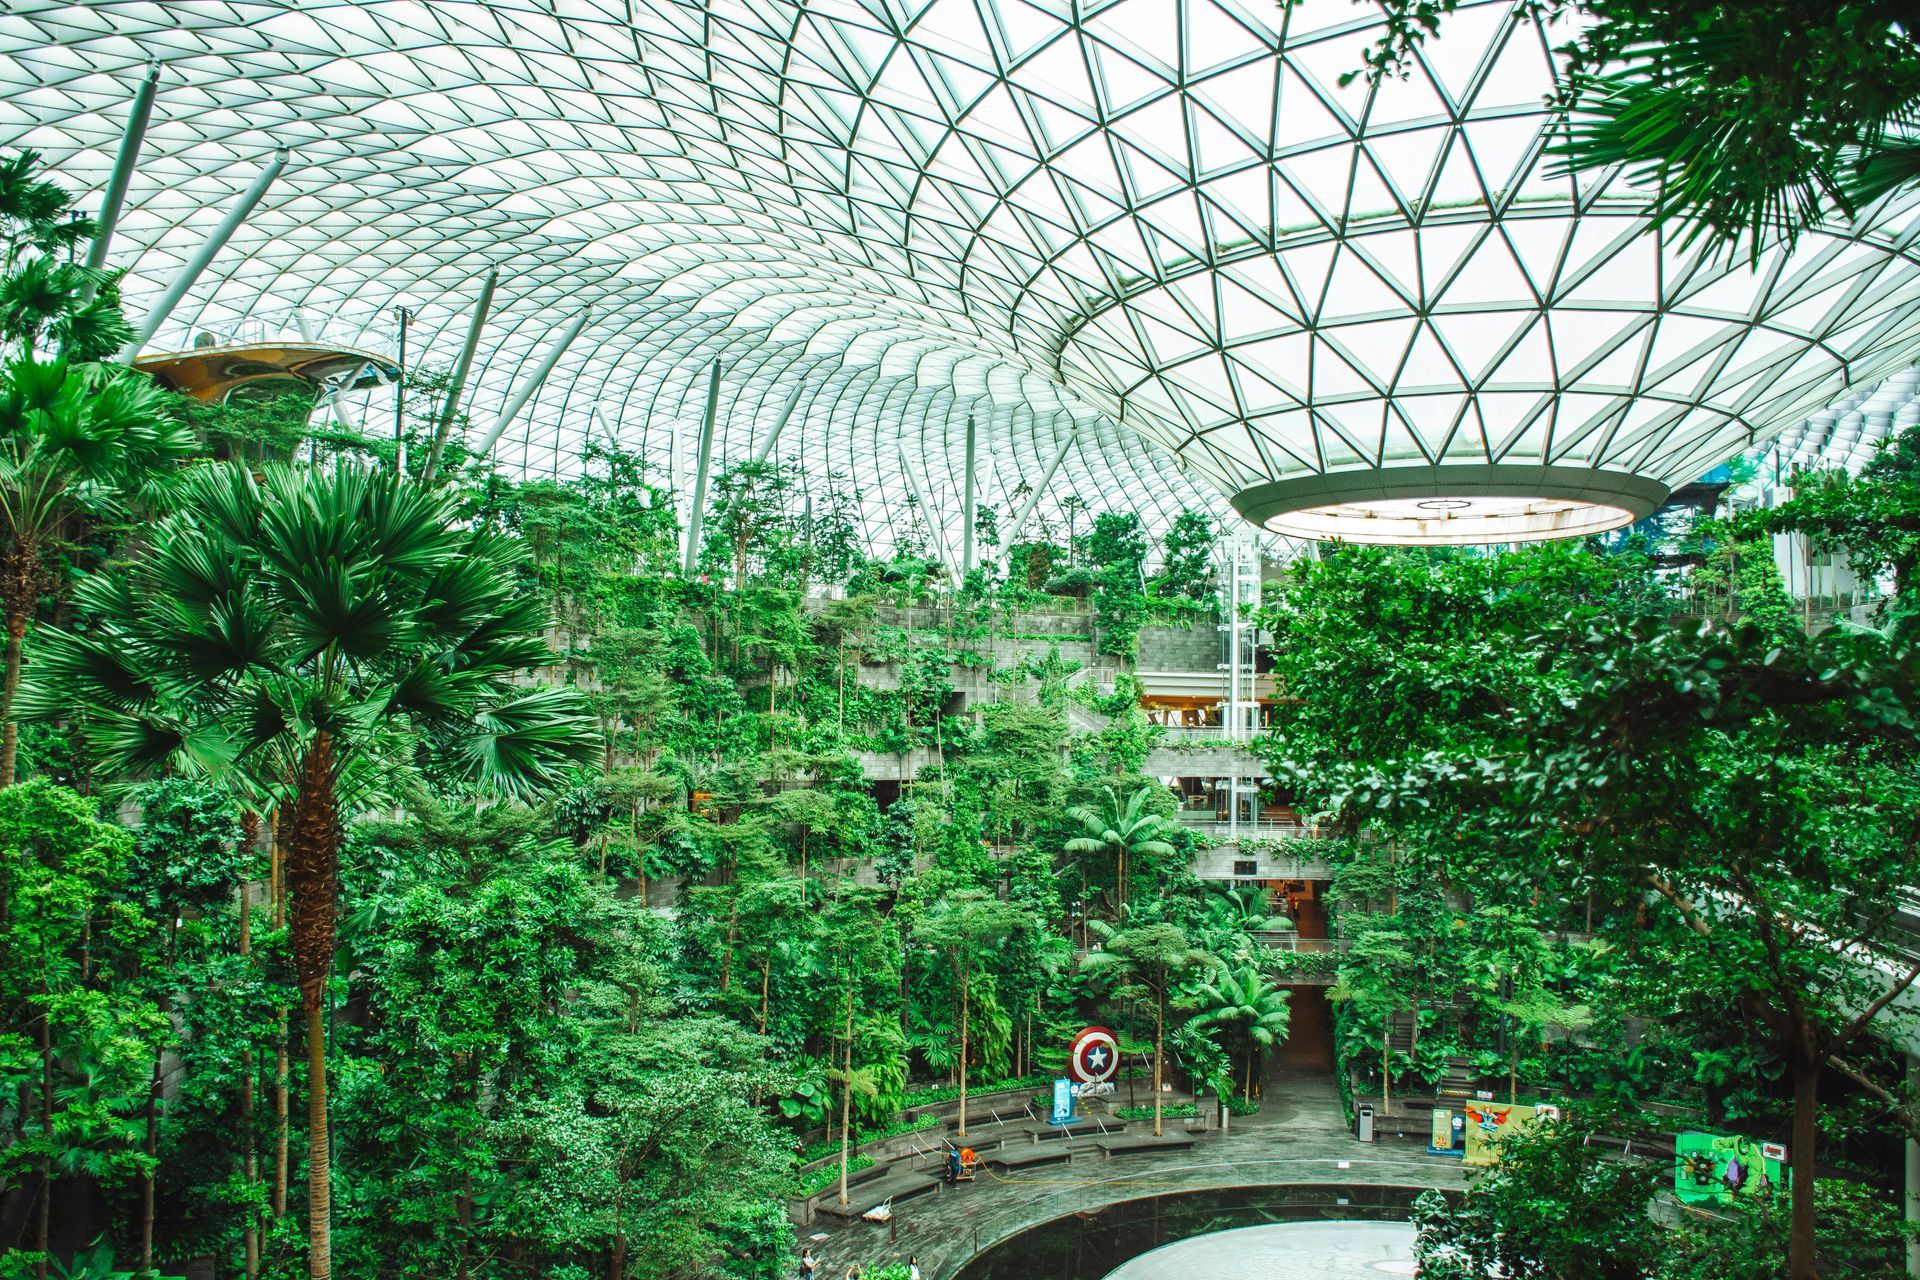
1356,1103,1375,1143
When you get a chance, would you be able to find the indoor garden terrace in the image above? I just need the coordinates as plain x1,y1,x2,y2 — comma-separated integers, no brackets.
0,1,1917,1278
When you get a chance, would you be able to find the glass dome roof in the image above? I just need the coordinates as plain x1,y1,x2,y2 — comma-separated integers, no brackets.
8,0,1920,548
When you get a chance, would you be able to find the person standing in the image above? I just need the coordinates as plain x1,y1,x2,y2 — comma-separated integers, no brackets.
798,1248,816,1279
908,1257,922,1280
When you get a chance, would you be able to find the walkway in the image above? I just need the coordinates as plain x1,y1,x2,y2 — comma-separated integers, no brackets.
802,1073,1467,1279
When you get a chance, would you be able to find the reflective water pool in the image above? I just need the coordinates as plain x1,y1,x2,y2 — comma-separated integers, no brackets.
949,1183,1437,1280
1104,1221,1418,1279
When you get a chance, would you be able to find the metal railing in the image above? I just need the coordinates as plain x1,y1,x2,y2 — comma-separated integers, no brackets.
1251,933,1345,953
1172,811,1323,840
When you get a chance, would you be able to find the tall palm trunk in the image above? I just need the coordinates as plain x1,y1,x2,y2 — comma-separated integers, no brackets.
285,736,339,1280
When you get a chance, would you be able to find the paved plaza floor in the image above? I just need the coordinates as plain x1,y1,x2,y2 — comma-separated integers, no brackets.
803,1074,1468,1279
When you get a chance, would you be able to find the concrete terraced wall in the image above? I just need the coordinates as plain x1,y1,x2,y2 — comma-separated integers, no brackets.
1136,621,1221,672
1144,744,1265,776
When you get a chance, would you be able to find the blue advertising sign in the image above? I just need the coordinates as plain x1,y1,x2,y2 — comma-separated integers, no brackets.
1049,1078,1076,1125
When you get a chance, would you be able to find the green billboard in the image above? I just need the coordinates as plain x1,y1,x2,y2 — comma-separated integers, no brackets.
1673,1131,1788,1204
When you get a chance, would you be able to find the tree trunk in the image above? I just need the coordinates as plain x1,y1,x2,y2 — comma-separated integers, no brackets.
305,999,332,1280
456,1170,473,1280
0,604,26,788
837,987,855,1207
285,738,340,1280
36,1001,49,1280
720,898,737,992
1383,1029,1392,1117
243,1053,259,1280
758,954,771,1035
609,1232,626,1280
273,1020,289,1217
1789,1057,1820,1280
1152,992,1165,1138
140,1055,161,1270
270,809,289,1218
957,966,971,1139
240,825,259,1275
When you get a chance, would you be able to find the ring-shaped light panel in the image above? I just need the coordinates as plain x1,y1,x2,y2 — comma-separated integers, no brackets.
5,0,1919,549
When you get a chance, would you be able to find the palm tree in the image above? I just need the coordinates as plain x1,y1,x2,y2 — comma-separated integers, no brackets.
1065,785,1176,919
27,462,597,1280
0,152,193,786
1194,882,1295,960
0,360,192,784
1188,965,1292,1105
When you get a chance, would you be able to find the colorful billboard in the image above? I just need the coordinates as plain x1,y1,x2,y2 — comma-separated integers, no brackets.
1674,1132,1788,1204
1461,1102,1559,1165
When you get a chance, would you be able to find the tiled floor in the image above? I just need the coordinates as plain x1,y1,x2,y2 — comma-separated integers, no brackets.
804,1074,1467,1279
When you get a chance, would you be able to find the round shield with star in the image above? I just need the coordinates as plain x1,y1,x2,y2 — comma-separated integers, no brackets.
1068,1026,1119,1084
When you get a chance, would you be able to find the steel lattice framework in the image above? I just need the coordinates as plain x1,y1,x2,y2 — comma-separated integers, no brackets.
6,0,1920,548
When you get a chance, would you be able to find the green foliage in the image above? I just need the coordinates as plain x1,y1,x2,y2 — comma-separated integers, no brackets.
1153,510,1215,602
1260,540,1671,797
1411,1117,1661,1280
1744,421,1920,626
794,1154,873,1197
1186,965,1291,1103
1356,2,1920,255
0,781,166,1277
1083,511,1148,659
127,778,246,913
1112,1103,1198,1120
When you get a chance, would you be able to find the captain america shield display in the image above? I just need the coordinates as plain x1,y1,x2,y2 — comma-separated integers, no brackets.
1068,1026,1119,1084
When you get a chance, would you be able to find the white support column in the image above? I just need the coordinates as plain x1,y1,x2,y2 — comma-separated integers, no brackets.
1225,545,1241,843
1001,426,1078,551
120,148,290,360
961,413,978,576
752,383,805,466
295,311,360,435
682,360,722,575
80,63,160,303
424,267,500,482
473,307,591,460
900,449,951,574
